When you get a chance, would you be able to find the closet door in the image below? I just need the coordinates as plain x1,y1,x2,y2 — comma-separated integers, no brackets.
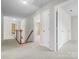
57,8,71,50
58,8,63,49
40,9,50,48
68,16,71,40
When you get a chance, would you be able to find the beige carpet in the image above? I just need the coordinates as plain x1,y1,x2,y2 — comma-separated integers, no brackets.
1,40,78,59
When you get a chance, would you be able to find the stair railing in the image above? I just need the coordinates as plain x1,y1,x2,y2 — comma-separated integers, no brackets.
16,29,33,44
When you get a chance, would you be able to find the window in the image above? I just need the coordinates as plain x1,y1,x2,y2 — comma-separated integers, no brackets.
11,23,16,34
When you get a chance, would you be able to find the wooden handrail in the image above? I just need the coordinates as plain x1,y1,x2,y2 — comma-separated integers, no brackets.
25,30,33,43
16,30,33,44
16,30,23,44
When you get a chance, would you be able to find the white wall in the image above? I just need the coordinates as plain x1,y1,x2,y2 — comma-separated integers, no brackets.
26,17,33,41
32,4,52,49
71,16,78,40
3,16,22,40
30,0,67,51
2,15,34,42
21,19,27,42
33,9,50,48
20,17,33,42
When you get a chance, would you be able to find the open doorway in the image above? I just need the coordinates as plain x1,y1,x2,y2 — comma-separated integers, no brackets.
55,0,78,53
33,14,41,45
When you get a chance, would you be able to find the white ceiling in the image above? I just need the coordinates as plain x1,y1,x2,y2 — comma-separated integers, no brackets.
2,0,77,17
1,0,53,17
62,0,78,16
2,0,67,17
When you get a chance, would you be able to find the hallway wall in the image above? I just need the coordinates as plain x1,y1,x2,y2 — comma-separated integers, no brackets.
30,0,66,51
2,15,33,42
3,16,23,40
71,16,78,40
25,17,33,42
21,19,27,42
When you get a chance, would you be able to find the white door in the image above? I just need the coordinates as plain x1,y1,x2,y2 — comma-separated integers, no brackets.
67,16,71,40
40,9,50,48
57,8,71,50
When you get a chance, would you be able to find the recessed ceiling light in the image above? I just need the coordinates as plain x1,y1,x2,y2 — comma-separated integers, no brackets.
22,0,28,4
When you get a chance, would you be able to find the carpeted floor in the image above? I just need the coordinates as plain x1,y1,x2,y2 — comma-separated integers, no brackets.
1,39,78,59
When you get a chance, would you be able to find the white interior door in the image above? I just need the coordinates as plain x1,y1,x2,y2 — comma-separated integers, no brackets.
68,16,71,40
40,9,50,48
57,7,71,50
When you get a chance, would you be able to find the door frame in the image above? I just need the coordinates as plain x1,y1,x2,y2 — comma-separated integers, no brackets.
33,13,41,44
56,8,58,51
